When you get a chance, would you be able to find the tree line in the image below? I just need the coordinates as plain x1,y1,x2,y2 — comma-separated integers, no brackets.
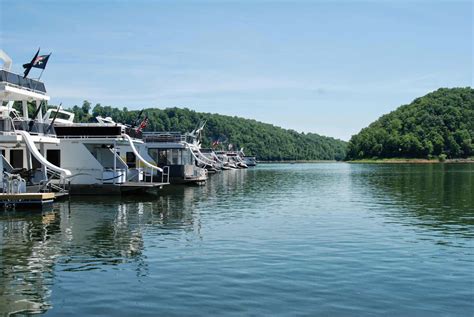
64,102,348,161
346,88,474,160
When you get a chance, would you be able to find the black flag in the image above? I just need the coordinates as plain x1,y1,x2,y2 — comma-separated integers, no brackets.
24,54,50,69
23,51,51,77
23,48,40,78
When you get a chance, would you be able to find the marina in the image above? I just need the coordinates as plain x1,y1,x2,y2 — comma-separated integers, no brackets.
1,51,248,201
1,1,472,315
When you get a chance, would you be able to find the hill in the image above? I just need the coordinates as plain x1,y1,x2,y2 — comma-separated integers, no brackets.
346,87,474,160
65,103,347,161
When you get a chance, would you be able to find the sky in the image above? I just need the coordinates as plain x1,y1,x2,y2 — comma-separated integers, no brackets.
0,0,472,140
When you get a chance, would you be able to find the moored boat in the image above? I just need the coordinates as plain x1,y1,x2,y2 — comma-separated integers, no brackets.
42,109,170,195
142,131,207,185
0,50,71,205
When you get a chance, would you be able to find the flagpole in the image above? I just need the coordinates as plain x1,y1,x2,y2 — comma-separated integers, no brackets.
30,68,45,93
31,52,51,94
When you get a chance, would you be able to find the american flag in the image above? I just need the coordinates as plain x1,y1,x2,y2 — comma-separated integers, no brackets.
137,116,149,132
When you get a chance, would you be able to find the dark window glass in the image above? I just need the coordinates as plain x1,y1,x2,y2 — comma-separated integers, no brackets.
10,149,23,168
126,152,136,168
47,149,61,167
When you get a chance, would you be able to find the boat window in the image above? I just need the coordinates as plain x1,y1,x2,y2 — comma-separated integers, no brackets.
159,150,169,165
172,149,180,165
10,149,23,168
165,149,172,165
0,149,5,157
183,150,192,165
148,148,158,164
126,152,136,168
47,149,61,167
52,111,72,121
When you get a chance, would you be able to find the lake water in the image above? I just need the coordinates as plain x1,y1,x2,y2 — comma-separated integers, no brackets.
1,163,473,316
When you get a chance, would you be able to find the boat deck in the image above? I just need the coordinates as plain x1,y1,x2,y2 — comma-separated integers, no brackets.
119,181,169,188
0,192,55,209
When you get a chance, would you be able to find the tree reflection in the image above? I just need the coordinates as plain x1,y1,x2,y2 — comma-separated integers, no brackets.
355,163,474,238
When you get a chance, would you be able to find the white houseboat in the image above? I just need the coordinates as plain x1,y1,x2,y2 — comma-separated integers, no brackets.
42,109,169,195
0,50,70,201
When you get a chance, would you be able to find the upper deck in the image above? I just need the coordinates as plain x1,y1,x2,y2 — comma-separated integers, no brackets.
54,123,142,140
143,132,187,143
0,70,49,101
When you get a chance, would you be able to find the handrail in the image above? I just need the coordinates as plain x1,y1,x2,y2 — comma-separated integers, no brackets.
0,70,47,94
121,134,163,173
39,169,69,193
2,172,26,194
161,166,170,184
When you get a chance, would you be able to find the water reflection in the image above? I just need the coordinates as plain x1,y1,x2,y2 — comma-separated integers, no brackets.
351,163,474,238
0,164,472,316
0,185,206,315
0,210,61,314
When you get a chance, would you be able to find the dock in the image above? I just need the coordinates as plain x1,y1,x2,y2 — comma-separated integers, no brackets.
119,182,169,194
0,192,56,209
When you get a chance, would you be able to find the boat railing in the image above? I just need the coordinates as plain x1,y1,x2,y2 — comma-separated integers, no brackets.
2,172,26,194
0,117,15,133
0,117,57,136
162,166,170,184
13,119,56,136
0,70,47,94
143,132,186,143
131,165,169,184
57,134,124,139
125,127,143,139
39,169,70,193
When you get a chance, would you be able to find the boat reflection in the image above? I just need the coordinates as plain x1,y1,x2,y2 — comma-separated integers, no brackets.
0,209,61,314
0,186,206,315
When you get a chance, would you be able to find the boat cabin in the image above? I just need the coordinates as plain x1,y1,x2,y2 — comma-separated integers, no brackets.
142,132,207,184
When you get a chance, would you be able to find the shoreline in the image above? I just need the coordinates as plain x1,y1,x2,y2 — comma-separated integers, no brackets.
257,160,339,164
346,158,474,164
257,158,474,164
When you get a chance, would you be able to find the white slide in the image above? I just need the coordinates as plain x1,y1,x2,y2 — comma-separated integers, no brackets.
16,130,72,177
122,134,163,173
187,143,216,165
187,143,214,166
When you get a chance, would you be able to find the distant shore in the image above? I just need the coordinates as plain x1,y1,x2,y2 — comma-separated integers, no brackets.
258,158,474,164
257,160,339,163
347,158,474,164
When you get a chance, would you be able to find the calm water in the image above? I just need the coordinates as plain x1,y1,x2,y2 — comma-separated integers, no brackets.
1,163,473,316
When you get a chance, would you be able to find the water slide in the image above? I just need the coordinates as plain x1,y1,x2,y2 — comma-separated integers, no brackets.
188,145,214,166
122,134,163,173
187,143,217,165
16,130,72,177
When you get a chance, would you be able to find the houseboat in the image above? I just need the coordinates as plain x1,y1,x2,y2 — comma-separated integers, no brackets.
0,50,70,204
141,132,207,185
42,109,169,195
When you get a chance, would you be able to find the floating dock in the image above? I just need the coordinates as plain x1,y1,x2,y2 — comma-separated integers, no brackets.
0,192,56,209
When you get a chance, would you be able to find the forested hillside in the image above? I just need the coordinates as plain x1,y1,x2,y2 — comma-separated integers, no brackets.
346,88,473,160
64,103,347,161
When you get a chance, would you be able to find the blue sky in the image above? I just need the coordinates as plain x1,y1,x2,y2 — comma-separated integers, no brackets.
1,0,472,140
